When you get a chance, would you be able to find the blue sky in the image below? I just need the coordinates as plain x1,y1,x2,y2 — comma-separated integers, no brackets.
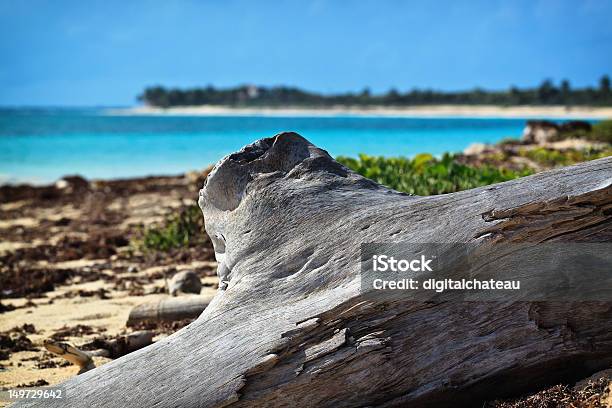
1,0,611,106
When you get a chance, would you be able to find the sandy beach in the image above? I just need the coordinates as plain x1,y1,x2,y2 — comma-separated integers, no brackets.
0,171,216,396
115,104,612,119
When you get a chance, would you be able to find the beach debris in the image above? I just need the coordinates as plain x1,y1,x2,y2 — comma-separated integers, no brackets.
50,324,102,341
81,331,154,359
0,325,38,360
128,319,194,335
488,372,612,407
167,270,202,296
0,266,73,298
126,295,213,326
36,359,71,369
53,216,72,226
43,340,95,374
0,301,16,313
17,379,50,388
57,288,111,299
13,324,37,334
55,175,89,194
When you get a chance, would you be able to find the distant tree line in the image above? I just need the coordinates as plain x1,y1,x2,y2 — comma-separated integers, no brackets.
138,76,612,108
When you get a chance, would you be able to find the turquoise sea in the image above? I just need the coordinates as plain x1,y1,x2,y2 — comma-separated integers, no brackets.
1,108,543,184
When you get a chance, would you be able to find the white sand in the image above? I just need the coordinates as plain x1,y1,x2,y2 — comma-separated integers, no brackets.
112,105,612,119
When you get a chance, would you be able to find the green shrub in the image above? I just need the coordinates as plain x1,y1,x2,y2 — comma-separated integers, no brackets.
519,147,571,167
137,204,206,251
558,128,591,141
497,137,522,146
337,153,532,196
588,120,612,143
518,146,612,167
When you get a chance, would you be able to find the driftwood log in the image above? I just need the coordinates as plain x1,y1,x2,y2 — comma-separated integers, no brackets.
43,331,154,373
21,133,612,407
126,295,214,326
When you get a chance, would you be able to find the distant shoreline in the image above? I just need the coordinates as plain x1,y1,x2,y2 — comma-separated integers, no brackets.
113,105,612,119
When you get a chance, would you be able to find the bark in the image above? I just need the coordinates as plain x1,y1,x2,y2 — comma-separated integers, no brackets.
19,133,612,408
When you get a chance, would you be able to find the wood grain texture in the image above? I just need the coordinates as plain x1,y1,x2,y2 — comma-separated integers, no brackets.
18,132,612,408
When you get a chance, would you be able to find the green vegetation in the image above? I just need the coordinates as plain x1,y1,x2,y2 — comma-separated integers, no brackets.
136,204,206,251
518,146,612,168
139,76,612,108
337,153,533,196
588,120,612,143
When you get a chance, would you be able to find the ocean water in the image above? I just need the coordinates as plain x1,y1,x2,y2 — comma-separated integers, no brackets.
0,108,532,184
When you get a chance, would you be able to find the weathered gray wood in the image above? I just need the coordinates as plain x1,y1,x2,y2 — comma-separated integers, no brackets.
126,295,214,326
19,132,612,408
